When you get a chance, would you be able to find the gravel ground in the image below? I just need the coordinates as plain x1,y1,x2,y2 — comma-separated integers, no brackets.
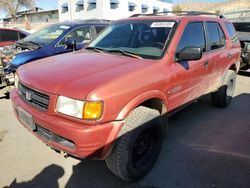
0,72,249,188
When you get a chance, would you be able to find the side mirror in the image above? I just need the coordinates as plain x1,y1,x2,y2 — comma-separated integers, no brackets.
65,37,77,51
176,47,202,61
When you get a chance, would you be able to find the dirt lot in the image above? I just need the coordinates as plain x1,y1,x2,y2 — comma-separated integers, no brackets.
0,72,250,188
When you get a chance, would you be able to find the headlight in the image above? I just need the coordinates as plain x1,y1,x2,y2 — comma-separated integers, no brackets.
56,96,84,119
56,96,103,120
14,74,19,88
2,55,15,63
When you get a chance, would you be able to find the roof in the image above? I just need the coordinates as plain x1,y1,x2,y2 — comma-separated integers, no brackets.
117,11,228,23
0,27,30,35
21,9,58,15
49,19,110,27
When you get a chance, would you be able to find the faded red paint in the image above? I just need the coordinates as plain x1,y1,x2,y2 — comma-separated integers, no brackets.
10,15,241,159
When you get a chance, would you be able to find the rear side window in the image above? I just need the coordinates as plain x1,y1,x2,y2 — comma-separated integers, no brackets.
207,22,225,50
225,22,238,43
0,29,18,42
177,22,206,53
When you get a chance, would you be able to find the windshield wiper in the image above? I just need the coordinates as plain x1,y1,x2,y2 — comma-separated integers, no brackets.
16,40,41,48
106,49,143,59
85,47,105,53
27,41,41,47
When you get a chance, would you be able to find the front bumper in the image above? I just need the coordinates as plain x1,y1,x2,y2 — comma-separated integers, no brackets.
10,89,124,159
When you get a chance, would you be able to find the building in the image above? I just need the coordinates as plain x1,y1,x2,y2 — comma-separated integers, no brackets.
17,9,59,23
2,7,59,23
58,0,173,22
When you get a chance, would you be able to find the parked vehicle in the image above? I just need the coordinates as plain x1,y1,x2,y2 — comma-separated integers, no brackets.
11,12,241,182
0,28,29,86
233,22,250,70
0,27,29,47
1,20,109,86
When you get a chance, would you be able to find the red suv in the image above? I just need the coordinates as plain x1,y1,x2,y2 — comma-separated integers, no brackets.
10,12,241,182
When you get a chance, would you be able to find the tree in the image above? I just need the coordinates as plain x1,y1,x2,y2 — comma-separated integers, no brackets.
172,5,182,13
215,10,221,15
0,0,35,22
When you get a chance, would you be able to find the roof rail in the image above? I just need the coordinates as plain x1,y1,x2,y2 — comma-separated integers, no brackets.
78,19,111,23
130,11,225,19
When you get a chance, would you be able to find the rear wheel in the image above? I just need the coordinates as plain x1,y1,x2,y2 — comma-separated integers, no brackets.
105,106,164,182
211,70,236,107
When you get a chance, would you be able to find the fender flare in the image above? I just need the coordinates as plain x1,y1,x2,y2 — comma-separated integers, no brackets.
216,60,240,90
116,90,168,120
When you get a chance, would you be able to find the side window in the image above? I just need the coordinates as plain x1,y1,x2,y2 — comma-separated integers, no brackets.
1,30,18,42
225,22,238,43
207,22,225,50
19,32,27,40
177,22,206,53
95,26,106,34
218,24,226,47
58,27,91,46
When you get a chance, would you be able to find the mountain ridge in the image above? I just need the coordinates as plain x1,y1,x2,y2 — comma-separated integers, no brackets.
177,0,250,13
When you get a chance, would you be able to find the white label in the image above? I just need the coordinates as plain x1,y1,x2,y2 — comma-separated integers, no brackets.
60,25,70,29
150,22,175,28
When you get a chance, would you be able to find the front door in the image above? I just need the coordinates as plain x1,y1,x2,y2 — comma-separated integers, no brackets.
55,26,92,54
168,21,210,110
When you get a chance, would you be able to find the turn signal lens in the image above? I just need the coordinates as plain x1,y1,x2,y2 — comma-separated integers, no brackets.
83,101,103,120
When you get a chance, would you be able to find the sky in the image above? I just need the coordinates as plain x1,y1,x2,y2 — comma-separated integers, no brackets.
0,0,226,19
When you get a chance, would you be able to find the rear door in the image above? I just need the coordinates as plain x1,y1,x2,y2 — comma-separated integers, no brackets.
224,22,241,69
168,21,210,110
205,21,228,91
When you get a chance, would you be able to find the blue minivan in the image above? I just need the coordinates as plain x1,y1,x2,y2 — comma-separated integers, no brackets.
1,20,109,85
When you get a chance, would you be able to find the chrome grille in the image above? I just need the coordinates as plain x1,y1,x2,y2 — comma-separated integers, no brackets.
18,83,50,111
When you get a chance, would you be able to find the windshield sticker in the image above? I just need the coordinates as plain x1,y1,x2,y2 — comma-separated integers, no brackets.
60,25,70,29
150,22,175,28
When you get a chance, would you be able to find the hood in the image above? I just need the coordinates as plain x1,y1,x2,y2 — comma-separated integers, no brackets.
18,50,155,99
10,49,40,66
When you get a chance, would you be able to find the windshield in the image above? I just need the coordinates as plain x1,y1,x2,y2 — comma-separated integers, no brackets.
22,24,70,46
88,21,176,59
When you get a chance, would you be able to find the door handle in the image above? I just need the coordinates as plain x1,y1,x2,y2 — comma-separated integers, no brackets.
204,60,209,67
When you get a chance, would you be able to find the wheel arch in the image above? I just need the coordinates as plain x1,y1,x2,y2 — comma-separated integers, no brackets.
116,90,168,120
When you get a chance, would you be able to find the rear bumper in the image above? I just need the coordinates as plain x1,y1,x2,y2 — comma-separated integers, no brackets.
10,89,124,159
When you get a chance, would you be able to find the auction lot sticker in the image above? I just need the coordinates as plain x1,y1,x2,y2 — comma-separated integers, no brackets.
151,22,175,28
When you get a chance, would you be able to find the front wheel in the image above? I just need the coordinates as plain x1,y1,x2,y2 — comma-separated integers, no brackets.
105,106,164,182
211,70,236,107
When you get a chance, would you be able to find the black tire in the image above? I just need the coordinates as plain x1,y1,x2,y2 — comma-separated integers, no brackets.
105,106,164,182
211,70,236,107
